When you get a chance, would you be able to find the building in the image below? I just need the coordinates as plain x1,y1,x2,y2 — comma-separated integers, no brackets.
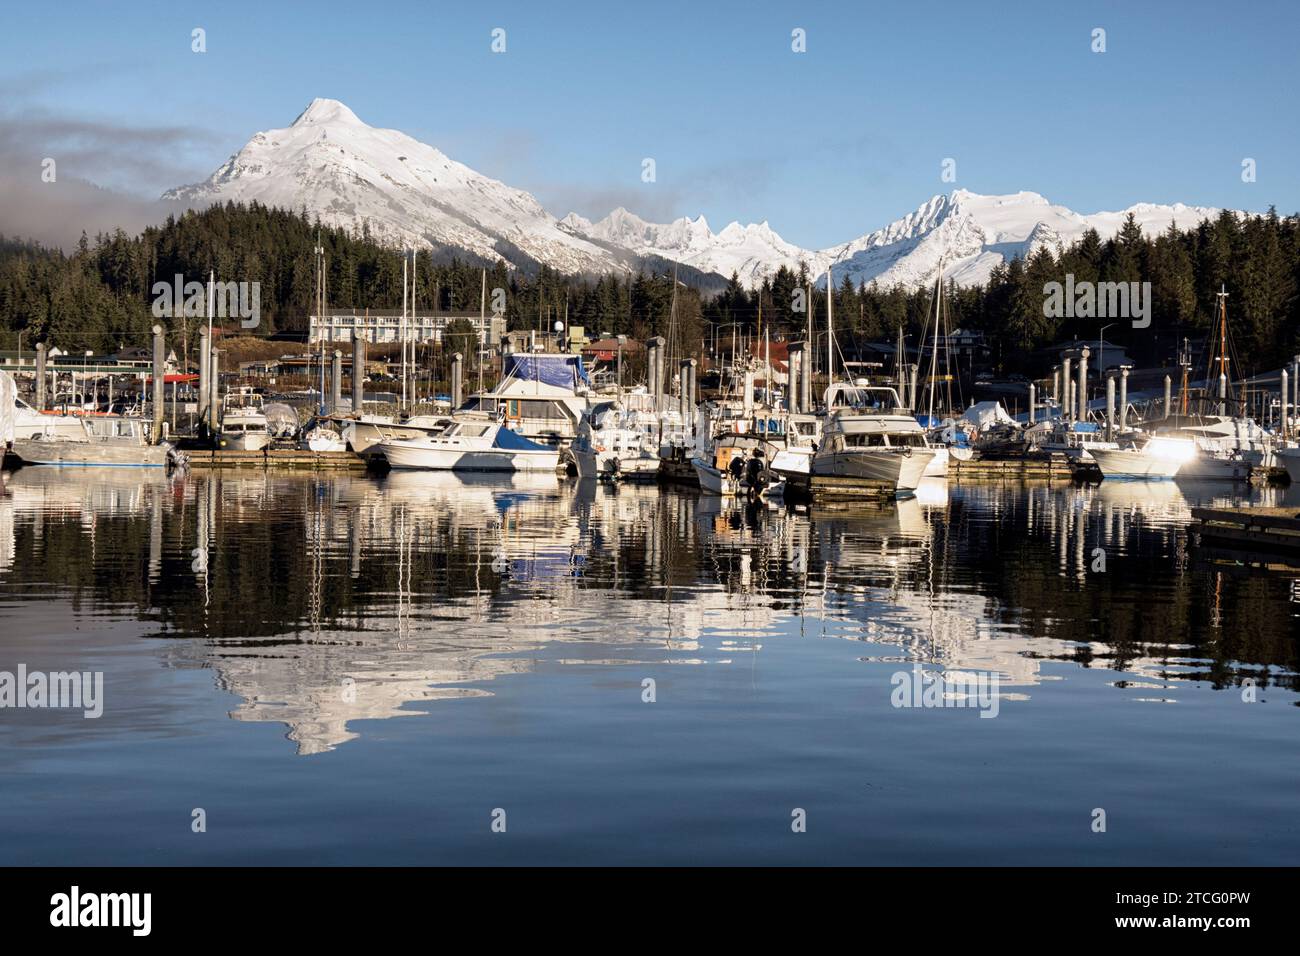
309,309,506,347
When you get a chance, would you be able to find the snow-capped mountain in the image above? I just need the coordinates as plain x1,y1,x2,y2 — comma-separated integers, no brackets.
558,207,811,287
166,99,1224,290
563,189,1222,291
164,98,629,275
812,189,1221,290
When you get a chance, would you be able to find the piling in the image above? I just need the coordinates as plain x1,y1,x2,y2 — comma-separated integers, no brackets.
35,342,47,409
451,352,463,410
331,350,343,413
908,364,919,412
1028,383,1037,424
208,349,220,435
198,327,210,425
1163,374,1172,420
1077,347,1090,421
1119,366,1129,431
787,343,804,413
1283,369,1290,439
352,335,365,413
1105,374,1116,440
152,325,165,443
1062,357,1073,420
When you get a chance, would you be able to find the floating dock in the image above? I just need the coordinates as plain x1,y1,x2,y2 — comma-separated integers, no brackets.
183,448,368,471
950,452,1076,480
784,473,898,500
1189,506,1300,557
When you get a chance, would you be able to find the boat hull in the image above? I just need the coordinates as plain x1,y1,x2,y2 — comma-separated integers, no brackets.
1088,448,1182,479
812,448,936,492
377,441,559,472
221,433,271,452
1279,447,1300,483
11,440,170,467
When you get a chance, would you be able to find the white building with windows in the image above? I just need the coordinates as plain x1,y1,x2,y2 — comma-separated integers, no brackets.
309,309,506,346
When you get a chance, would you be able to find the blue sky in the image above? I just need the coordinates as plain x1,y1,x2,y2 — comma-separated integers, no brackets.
1,0,1296,248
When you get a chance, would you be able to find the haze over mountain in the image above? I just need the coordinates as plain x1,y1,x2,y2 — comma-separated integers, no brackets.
167,99,1224,291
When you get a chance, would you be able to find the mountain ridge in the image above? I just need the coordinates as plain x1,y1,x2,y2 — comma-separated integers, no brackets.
165,99,1227,291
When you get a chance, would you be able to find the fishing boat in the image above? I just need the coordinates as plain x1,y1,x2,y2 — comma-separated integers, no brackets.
374,419,560,472
810,384,937,493
691,433,783,497
10,415,178,467
219,389,272,451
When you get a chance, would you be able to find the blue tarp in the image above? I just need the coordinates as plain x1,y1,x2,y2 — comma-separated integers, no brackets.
504,353,589,388
492,427,554,452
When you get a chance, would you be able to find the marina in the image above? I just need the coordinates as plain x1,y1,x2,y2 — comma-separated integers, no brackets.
1,0,1298,901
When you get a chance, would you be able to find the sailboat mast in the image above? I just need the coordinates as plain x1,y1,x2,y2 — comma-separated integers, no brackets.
826,265,834,392
400,251,408,410
928,262,943,420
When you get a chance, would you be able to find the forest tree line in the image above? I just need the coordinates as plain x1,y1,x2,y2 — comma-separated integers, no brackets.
1,201,1297,375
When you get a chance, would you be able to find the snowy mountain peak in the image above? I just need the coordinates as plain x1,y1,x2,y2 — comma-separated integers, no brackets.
291,98,364,128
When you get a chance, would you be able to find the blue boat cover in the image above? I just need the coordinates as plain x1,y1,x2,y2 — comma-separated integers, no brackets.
915,414,942,428
492,427,554,451
504,354,589,388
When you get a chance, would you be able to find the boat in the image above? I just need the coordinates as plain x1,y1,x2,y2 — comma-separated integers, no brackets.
10,415,178,467
691,432,783,497
300,420,347,452
343,413,452,456
810,384,937,494
456,352,595,447
219,389,271,451
373,418,561,472
12,396,87,441
571,393,665,480
1277,445,1300,484
1089,436,1196,479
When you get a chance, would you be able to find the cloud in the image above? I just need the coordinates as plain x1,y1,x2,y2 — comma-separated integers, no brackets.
0,106,219,249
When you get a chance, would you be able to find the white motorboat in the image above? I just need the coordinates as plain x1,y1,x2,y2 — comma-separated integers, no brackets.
571,392,671,480
456,352,595,447
219,391,272,451
1089,436,1196,479
300,421,347,453
374,419,560,472
811,384,937,493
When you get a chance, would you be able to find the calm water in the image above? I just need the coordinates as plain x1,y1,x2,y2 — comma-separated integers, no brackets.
0,466,1297,865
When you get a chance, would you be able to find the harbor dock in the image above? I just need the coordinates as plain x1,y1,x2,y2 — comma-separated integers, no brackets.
1189,505,1300,557
183,447,368,471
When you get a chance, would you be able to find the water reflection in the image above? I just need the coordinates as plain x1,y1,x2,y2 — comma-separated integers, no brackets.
0,466,1296,755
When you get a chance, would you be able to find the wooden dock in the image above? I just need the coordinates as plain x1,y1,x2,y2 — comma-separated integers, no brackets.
1190,506,1300,557
950,452,1076,480
784,473,898,500
183,448,368,471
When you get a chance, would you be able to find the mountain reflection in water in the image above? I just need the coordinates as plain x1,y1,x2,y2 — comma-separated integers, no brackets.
1,467,1295,757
